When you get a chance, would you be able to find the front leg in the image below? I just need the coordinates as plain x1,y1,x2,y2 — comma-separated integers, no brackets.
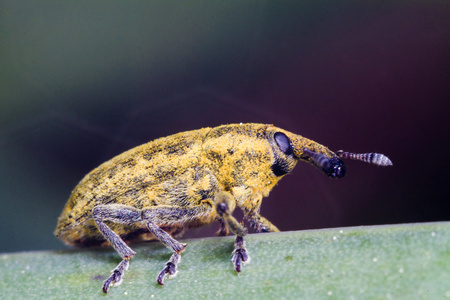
246,212,280,233
214,191,250,273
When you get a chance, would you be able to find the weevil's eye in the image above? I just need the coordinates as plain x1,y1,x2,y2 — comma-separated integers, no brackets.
274,132,293,155
271,132,296,177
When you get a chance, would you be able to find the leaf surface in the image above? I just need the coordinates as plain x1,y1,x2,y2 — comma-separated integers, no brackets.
1,222,448,299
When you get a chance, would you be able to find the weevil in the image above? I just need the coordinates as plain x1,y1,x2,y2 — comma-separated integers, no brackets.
55,123,392,293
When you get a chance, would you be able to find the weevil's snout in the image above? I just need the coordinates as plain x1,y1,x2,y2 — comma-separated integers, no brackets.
301,148,346,178
276,130,346,178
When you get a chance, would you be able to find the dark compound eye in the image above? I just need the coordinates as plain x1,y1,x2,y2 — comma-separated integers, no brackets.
274,132,293,155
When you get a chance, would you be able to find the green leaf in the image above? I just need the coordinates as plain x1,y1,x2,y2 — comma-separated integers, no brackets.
1,222,449,299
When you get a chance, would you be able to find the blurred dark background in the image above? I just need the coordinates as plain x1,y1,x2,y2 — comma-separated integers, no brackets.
1,1,449,252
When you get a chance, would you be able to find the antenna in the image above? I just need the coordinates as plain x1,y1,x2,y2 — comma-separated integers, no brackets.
336,150,392,166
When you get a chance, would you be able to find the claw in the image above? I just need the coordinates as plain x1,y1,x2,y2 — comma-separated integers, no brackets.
157,262,178,285
102,276,114,294
102,259,129,293
156,253,181,285
232,248,250,273
231,236,250,273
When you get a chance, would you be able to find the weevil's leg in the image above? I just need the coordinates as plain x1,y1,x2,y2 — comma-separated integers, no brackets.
92,204,141,293
215,192,248,237
142,215,186,285
214,191,250,273
141,204,213,285
216,218,229,236
102,259,129,294
246,212,280,233
232,236,249,273
156,252,181,285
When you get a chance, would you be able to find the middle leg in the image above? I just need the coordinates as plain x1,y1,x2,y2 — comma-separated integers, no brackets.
141,204,214,285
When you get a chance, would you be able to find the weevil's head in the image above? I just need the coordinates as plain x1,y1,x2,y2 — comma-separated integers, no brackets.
267,126,346,178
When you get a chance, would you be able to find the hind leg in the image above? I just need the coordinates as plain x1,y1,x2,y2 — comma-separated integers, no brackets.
92,204,141,293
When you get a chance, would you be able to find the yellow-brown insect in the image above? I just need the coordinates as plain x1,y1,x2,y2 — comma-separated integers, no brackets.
55,123,391,293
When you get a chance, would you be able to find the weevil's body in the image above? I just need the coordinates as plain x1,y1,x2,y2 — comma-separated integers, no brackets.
55,123,382,293
56,124,339,247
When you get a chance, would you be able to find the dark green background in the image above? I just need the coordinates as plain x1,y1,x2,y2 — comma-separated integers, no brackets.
1,1,449,252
